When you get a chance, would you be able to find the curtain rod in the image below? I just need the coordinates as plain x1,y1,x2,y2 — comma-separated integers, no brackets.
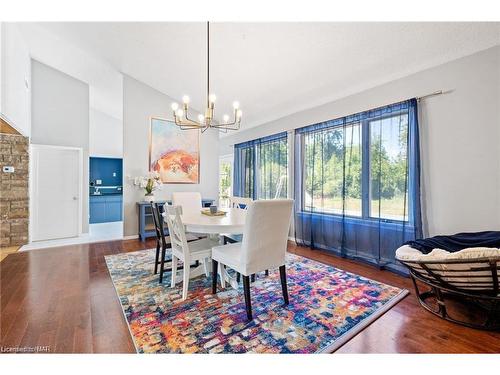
229,89,448,146
416,90,445,101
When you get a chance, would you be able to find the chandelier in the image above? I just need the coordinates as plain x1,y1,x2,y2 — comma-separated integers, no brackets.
170,22,242,132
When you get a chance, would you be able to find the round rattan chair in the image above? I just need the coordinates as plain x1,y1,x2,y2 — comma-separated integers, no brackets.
396,246,500,330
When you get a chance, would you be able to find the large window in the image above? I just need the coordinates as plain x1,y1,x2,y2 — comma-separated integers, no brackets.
295,99,421,273
219,156,232,208
233,132,288,200
303,123,362,216
256,136,288,199
369,114,409,221
232,100,421,272
300,111,409,222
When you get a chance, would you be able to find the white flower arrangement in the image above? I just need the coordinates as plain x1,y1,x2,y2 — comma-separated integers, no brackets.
132,171,162,195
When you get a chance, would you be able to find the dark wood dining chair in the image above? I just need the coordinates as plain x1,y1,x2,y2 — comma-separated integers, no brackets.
150,202,200,284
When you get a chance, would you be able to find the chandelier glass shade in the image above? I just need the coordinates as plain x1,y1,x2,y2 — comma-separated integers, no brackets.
170,22,242,132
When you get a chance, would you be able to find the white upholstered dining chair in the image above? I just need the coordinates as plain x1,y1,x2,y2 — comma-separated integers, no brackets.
223,196,253,246
164,205,218,300
171,191,205,238
172,192,202,215
211,199,294,320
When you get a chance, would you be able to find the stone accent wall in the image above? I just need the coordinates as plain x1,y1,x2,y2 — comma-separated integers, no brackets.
0,133,29,247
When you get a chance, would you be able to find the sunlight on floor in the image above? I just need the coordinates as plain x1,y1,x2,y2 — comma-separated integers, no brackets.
20,221,124,251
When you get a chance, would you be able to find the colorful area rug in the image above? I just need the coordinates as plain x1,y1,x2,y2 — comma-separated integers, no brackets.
105,249,408,353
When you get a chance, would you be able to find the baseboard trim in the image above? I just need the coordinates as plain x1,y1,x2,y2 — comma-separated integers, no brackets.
123,235,139,240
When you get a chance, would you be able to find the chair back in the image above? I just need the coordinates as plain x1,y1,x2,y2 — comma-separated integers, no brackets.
228,196,253,210
240,199,293,275
150,202,168,247
163,205,189,257
172,192,202,216
150,202,161,238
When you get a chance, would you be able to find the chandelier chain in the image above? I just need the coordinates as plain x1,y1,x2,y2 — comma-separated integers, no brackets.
170,21,242,132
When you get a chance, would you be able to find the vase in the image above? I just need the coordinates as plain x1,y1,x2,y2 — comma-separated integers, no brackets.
143,193,155,202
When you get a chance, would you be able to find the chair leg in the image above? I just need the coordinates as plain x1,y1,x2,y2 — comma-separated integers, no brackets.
265,269,269,276
158,244,167,284
251,274,256,282
154,239,160,274
236,272,241,283
170,256,178,288
182,261,190,301
242,275,252,320
279,265,289,305
203,258,210,277
212,259,218,294
220,264,226,289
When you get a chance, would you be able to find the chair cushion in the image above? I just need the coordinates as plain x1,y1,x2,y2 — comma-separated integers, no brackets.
396,245,500,291
396,245,500,262
212,243,242,271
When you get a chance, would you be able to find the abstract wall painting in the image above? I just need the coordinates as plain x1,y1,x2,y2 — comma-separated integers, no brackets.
149,117,200,184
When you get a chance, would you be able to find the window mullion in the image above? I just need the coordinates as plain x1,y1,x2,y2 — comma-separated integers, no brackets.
252,144,261,200
361,120,370,219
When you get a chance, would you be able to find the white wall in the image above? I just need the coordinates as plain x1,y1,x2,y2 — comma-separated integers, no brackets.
220,46,500,237
123,75,219,237
0,23,31,136
31,60,90,233
17,23,123,121
89,108,123,158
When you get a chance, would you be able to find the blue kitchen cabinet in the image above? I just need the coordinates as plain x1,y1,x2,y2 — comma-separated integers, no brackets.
90,195,123,223
89,156,123,224
90,197,107,223
106,195,123,222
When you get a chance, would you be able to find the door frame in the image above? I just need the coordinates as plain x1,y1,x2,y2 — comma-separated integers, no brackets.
29,144,84,242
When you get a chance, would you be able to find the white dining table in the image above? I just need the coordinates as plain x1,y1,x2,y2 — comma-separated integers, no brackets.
163,207,246,289
180,207,246,235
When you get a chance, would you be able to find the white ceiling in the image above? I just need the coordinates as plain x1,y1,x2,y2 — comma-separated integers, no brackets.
26,22,500,132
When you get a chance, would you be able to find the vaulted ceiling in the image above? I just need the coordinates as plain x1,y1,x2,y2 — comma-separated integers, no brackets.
23,22,500,132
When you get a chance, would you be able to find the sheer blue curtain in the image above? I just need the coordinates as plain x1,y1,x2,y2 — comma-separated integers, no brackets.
294,99,422,273
233,132,288,200
233,140,255,198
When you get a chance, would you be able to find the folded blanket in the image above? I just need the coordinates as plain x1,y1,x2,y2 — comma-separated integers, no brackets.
404,231,500,254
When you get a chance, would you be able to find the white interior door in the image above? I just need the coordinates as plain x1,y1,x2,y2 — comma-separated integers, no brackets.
31,145,82,241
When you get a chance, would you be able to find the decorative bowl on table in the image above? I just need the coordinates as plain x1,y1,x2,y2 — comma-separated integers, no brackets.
200,209,227,217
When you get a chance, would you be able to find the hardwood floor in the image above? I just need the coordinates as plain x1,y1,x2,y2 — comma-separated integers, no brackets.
1,239,499,353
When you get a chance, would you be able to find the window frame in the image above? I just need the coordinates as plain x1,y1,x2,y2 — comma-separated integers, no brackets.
255,136,288,200
300,122,363,218
300,110,411,224
366,111,410,222
234,132,289,200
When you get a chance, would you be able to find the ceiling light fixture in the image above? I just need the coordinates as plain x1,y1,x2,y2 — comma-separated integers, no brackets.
170,22,242,132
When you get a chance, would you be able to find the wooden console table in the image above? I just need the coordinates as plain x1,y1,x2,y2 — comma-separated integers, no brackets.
137,199,214,241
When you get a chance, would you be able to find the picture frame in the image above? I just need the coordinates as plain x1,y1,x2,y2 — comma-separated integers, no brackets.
149,117,200,184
